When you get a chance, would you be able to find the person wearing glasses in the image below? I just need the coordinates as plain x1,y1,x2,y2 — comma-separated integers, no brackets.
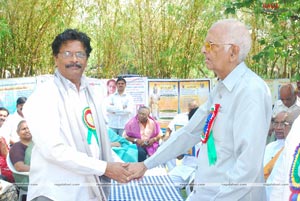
267,83,300,144
268,109,300,200
263,111,293,180
22,29,131,201
127,19,272,201
264,109,300,200
123,106,162,162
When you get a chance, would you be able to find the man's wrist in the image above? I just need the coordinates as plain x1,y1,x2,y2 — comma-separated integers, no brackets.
133,138,137,143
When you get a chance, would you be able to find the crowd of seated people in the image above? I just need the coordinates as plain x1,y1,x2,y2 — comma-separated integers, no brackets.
0,104,25,200
267,83,300,144
1,81,300,200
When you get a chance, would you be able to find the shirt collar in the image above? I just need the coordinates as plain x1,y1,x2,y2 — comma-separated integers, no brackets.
219,62,247,92
55,69,88,91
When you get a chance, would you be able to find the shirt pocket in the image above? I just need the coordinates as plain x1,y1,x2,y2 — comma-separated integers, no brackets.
210,105,228,143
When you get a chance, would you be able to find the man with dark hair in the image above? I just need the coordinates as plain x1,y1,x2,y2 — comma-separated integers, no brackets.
0,107,9,128
106,77,135,136
23,29,130,201
0,97,26,145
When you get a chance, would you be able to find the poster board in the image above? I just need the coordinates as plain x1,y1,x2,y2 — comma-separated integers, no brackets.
148,79,211,129
0,77,36,113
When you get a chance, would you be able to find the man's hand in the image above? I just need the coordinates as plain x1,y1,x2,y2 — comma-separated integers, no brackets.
148,138,155,146
104,162,131,183
127,162,147,180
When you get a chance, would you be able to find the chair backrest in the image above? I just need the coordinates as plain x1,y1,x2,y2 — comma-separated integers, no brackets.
6,153,29,176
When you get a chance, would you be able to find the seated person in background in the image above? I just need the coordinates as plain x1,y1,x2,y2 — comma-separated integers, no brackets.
264,109,300,181
107,128,138,162
162,99,198,171
272,84,300,116
123,106,162,162
0,107,9,128
268,83,300,144
0,137,14,182
263,111,288,177
0,97,27,146
266,109,300,200
169,107,200,194
9,120,33,191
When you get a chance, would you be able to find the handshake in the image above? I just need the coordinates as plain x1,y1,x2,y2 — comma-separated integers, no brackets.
104,162,148,183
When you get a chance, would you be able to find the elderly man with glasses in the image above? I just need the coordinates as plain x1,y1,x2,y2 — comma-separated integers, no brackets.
263,111,294,180
265,109,300,200
127,19,272,201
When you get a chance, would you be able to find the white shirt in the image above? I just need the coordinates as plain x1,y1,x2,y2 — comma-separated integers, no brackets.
263,139,285,166
145,62,272,201
0,111,24,144
23,75,110,201
168,112,189,131
106,91,135,129
272,97,300,117
268,115,300,201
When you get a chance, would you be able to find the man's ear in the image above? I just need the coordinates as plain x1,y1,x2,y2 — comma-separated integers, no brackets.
229,45,240,62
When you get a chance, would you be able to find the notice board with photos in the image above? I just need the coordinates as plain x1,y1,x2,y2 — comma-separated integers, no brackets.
148,79,211,129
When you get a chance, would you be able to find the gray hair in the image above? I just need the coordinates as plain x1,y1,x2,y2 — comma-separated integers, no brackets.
16,120,27,133
280,83,295,95
211,19,252,62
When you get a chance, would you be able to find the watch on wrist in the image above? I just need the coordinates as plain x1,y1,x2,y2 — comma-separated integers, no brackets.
134,138,137,143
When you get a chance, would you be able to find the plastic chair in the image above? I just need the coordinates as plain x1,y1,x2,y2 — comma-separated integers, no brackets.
6,153,29,201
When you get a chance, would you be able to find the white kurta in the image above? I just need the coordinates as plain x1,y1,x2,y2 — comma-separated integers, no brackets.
23,75,110,201
145,62,272,201
263,139,285,166
268,115,300,201
272,97,300,117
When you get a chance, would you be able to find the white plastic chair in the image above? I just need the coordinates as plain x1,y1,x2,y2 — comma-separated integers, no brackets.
6,153,29,201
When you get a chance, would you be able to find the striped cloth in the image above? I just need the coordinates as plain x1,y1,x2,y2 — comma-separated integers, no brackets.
109,166,184,201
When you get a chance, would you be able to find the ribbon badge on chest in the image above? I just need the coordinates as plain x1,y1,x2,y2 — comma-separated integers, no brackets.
201,103,220,166
82,107,99,145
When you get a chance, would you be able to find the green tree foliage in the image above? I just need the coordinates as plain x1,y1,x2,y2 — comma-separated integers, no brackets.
1,0,299,80
225,0,300,80
0,0,74,77
89,0,224,79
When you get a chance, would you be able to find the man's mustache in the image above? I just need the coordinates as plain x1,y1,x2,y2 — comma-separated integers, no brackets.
0,118,5,122
65,63,82,68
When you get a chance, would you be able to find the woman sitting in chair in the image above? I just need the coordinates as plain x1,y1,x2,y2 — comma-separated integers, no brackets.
9,120,33,192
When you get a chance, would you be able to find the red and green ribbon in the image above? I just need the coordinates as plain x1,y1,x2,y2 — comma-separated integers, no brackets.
201,104,220,166
82,107,99,145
